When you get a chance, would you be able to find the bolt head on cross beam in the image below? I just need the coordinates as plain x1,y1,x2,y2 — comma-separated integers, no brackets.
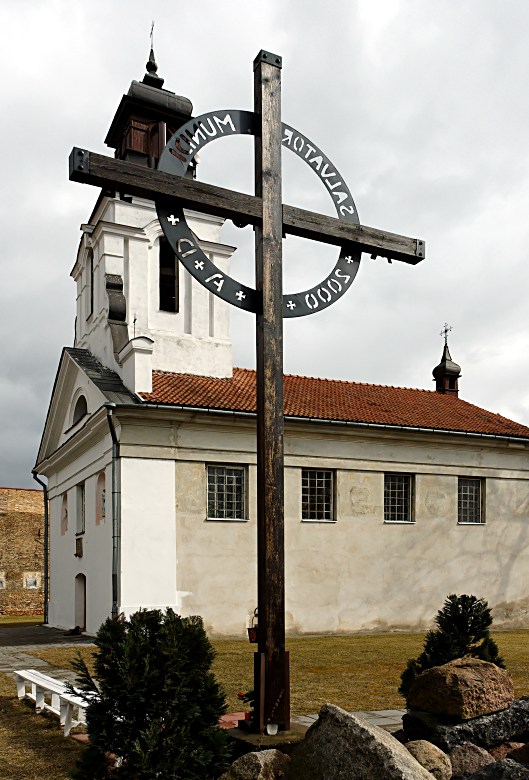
254,50,282,70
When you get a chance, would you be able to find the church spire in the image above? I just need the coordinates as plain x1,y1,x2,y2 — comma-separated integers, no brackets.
433,323,461,396
143,24,164,89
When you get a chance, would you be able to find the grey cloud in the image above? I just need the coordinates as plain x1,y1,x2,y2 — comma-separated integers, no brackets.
2,0,529,487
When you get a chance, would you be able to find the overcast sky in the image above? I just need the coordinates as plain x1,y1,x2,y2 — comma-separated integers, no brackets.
2,0,529,488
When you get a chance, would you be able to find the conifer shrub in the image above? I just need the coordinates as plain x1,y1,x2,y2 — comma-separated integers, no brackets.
70,609,230,779
399,594,505,700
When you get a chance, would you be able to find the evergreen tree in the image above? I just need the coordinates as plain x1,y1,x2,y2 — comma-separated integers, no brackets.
399,594,505,700
70,609,230,779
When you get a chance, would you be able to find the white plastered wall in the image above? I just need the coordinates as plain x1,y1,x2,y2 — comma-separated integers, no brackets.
74,197,234,387
119,458,177,616
120,413,529,637
47,450,113,635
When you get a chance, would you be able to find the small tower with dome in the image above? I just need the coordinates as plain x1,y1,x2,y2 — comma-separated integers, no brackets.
433,323,461,396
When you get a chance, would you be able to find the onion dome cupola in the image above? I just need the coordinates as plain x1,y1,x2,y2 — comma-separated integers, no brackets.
104,47,193,170
433,325,461,396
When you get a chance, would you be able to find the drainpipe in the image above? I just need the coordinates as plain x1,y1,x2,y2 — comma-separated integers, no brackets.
105,403,121,619
32,471,49,625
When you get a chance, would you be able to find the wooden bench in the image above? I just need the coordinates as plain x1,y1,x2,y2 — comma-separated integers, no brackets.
14,669,93,736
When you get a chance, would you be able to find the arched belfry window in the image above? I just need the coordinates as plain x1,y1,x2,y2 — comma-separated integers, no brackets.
72,395,88,425
159,236,179,313
86,249,94,319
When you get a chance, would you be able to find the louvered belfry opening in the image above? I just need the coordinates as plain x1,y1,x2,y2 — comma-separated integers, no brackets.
104,48,193,170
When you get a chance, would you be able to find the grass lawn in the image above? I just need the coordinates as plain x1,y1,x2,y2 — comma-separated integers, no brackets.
0,615,43,625
1,631,525,779
31,630,529,714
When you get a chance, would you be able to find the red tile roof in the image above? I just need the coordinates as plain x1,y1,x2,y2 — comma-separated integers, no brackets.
140,368,529,439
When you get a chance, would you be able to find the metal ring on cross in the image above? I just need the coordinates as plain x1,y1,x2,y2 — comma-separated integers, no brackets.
156,110,361,318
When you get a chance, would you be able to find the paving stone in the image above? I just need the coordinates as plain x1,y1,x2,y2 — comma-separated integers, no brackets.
292,716,318,727
372,710,406,717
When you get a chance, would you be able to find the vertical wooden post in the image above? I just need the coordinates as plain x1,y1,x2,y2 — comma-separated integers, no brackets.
253,50,290,734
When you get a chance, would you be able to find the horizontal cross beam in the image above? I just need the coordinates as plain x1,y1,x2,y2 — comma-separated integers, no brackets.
69,148,425,264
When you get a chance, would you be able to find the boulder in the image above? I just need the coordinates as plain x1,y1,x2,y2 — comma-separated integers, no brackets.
449,742,494,777
405,740,451,779
508,744,529,765
465,758,529,778
286,703,435,779
219,749,290,780
403,698,529,750
408,657,514,720
489,743,526,761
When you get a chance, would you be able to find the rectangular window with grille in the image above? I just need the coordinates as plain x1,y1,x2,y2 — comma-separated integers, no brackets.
458,478,484,524
384,473,414,523
207,465,246,520
302,469,334,521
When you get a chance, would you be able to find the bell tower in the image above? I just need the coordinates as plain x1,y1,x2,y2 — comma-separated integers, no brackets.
433,324,461,396
71,50,235,392
104,47,195,171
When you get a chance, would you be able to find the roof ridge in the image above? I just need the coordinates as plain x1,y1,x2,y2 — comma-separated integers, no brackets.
152,366,437,394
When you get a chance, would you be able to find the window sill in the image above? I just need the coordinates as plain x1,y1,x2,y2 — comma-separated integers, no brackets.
384,520,416,525
205,517,248,523
63,415,89,435
301,518,337,523
458,521,485,526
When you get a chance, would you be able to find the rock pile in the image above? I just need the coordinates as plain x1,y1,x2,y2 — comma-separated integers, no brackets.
402,657,529,779
219,656,529,779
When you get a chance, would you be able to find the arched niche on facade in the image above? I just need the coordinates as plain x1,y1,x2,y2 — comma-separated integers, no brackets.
96,472,106,526
74,573,86,631
61,493,68,536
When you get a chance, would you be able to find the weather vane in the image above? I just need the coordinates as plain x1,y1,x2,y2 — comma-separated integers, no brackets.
150,20,154,49
440,323,452,345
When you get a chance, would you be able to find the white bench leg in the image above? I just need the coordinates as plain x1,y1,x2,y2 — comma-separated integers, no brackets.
15,677,25,699
59,698,68,727
63,702,74,737
35,686,45,712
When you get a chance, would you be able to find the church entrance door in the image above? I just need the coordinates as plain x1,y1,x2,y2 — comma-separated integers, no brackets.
74,573,86,631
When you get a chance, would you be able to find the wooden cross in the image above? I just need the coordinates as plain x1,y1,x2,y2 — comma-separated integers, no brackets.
69,50,424,735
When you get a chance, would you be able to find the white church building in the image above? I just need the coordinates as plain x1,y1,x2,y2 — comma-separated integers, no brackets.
35,55,529,636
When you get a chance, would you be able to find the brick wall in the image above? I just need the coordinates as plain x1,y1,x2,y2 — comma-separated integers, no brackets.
0,487,45,615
